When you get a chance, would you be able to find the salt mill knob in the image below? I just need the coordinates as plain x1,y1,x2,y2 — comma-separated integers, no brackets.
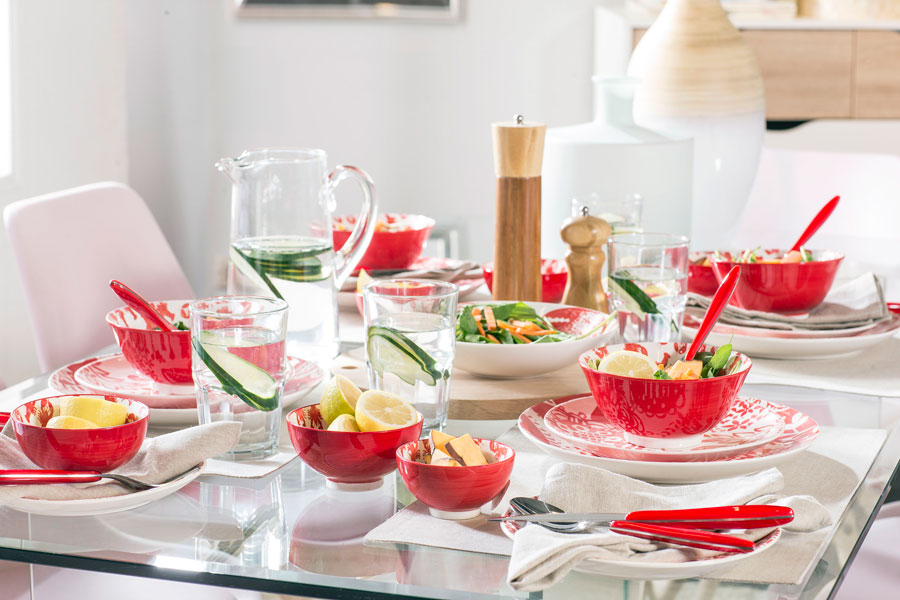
561,206,611,312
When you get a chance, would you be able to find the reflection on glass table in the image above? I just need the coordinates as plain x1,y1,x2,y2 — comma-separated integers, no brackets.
0,376,897,599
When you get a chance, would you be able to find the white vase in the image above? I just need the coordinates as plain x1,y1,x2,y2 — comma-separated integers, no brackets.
541,78,693,259
627,0,766,250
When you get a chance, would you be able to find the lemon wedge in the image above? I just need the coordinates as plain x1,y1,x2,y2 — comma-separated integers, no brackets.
319,375,362,426
354,390,419,432
356,268,374,295
327,413,361,432
597,350,658,379
46,415,99,429
58,396,128,427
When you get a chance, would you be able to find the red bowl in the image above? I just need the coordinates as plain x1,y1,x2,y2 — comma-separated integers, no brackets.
396,438,515,520
710,249,843,314
579,342,751,449
106,300,192,384
332,214,435,271
11,395,149,471
687,251,723,297
483,259,568,303
286,404,423,487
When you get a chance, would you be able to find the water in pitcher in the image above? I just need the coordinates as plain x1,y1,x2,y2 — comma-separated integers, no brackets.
229,234,338,366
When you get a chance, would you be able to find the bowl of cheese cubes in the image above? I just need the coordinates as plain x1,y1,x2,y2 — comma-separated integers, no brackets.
396,431,515,520
11,395,149,471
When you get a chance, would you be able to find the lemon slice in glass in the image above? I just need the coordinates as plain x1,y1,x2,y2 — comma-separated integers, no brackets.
354,390,419,432
597,350,658,379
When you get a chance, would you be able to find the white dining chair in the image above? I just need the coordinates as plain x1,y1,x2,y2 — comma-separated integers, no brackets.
731,147,900,299
2,182,194,372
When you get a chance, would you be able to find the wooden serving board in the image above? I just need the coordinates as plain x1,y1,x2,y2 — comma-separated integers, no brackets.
331,347,590,421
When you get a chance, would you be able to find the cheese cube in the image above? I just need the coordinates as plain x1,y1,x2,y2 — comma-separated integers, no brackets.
430,430,455,454
430,447,461,467
444,434,488,467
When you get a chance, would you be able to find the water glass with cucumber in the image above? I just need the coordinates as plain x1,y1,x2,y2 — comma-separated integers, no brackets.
363,280,458,433
190,296,289,460
607,233,690,343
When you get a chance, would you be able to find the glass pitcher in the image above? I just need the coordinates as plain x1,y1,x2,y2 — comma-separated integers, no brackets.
217,148,377,366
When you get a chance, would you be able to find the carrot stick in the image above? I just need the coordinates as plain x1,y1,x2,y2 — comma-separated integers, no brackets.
484,306,497,331
497,321,515,331
511,331,532,344
525,329,557,336
476,319,486,337
486,333,500,344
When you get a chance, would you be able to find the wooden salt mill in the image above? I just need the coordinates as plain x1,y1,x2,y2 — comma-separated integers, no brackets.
561,206,611,312
491,114,546,301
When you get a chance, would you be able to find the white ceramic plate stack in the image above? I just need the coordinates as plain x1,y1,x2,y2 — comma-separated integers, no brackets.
682,311,900,360
518,394,820,484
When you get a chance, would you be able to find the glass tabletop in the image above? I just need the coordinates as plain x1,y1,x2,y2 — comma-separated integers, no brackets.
0,371,897,599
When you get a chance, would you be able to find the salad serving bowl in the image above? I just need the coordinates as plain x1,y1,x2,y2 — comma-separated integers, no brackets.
482,259,568,304
454,302,615,379
396,438,515,520
709,249,843,314
11,395,149,471
579,343,752,449
286,404,423,488
106,299,193,385
687,251,726,297
331,213,435,271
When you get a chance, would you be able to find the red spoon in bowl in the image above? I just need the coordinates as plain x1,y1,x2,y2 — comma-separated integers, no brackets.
685,265,741,361
790,195,840,252
109,279,176,332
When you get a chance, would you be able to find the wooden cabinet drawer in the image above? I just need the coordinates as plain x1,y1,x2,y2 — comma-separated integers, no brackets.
855,31,900,118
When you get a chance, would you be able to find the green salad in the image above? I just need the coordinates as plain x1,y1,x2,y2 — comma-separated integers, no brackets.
456,302,572,345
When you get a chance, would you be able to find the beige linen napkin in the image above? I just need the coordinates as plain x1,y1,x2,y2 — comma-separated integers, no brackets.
507,463,831,592
0,421,241,501
340,260,481,291
686,272,888,331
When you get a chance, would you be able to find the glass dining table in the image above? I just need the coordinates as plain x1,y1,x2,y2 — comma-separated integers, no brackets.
0,315,898,599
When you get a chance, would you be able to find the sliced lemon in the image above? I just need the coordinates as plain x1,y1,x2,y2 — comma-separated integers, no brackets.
46,415,99,429
356,268,374,295
597,350,658,379
58,396,128,427
327,413,361,432
354,390,419,432
319,375,362,426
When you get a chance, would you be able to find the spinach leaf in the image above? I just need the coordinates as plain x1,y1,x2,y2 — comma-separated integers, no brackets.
701,343,732,378
458,305,479,335
653,369,672,380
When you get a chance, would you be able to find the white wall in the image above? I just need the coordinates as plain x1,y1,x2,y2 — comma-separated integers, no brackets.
0,0,127,384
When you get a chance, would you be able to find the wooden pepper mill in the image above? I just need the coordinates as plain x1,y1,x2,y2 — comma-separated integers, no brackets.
491,114,546,301
561,206,611,312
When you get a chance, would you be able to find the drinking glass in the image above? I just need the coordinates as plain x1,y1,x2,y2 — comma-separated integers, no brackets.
572,192,643,233
607,233,689,343
362,280,458,433
190,296,289,460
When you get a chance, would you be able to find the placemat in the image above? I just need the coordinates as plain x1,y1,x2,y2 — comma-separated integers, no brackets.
365,424,887,586
746,336,900,398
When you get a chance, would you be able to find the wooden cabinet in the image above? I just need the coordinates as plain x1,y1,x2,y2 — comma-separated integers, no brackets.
618,11,900,120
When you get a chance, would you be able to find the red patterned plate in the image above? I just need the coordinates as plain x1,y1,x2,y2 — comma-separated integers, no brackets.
518,395,820,484
683,311,882,339
544,395,784,462
53,354,323,409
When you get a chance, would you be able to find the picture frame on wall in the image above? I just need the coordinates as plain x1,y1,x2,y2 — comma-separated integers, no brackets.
234,0,462,21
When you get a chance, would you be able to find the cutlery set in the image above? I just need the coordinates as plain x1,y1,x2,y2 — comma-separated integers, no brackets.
491,497,794,553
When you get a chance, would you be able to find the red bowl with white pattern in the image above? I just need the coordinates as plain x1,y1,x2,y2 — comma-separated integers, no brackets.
482,259,569,303
332,213,435,271
579,343,752,450
286,404,423,489
11,395,149,471
710,249,843,313
396,438,515,520
106,300,193,385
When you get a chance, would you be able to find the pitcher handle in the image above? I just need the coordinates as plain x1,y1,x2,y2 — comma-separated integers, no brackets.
327,165,377,288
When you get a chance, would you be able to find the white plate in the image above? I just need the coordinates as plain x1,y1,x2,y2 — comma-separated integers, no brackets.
499,515,781,580
453,302,616,378
5,463,204,516
683,314,900,360
518,396,820,484
683,311,882,339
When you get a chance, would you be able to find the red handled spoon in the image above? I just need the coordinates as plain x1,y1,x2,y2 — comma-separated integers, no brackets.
790,195,840,252
109,279,176,332
685,265,741,361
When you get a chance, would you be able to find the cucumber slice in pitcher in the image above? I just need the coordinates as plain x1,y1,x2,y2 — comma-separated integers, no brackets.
192,339,280,412
229,246,284,300
367,326,441,387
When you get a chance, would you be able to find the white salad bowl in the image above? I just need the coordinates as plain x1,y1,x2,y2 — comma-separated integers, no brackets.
453,302,615,379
